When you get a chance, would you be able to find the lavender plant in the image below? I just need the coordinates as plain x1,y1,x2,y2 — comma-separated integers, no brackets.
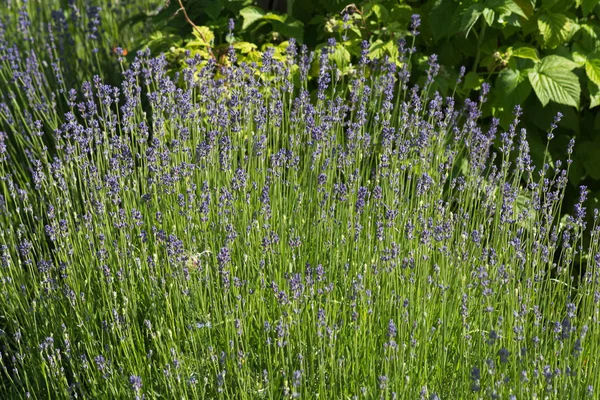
0,19,599,399
0,0,160,184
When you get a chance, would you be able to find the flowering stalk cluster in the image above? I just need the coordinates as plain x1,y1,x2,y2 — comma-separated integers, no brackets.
0,11,598,400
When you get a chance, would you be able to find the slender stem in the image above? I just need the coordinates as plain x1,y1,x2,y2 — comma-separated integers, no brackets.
176,0,216,60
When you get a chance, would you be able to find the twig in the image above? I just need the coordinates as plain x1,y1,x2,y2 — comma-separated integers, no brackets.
175,0,216,60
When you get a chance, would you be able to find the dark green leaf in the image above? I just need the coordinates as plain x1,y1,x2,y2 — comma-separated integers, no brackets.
579,139,600,179
580,0,598,15
497,68,532,106
461,4,485,37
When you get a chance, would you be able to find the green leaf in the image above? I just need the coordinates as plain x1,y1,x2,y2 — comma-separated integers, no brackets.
589,81,600,108
367,4,390,21
486,0,528,18
538,55,579,71
497,68,532,105
585,54,600,86
263,13,287,23
461,4,485,37
513,0,535,17
482,8,496,25
528,56,581,108
330,44,351,69
239,6,265,30
191,26,214,46
368,39,386,59
580,0,598,15
510,46,540,61
463,71,483,91
579,139,600,179
233,41,258,54
537,13,575,49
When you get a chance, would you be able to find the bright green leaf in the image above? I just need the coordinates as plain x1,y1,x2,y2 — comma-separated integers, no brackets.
482,8,496,25
585,54,600,86
191,26,214,46
572,51,588,65
368,39,386,59
487,0,528,18
239,6,265,30
528,56,581,108
263,13,287,23
233,41,257,54
330,44,351,69
537,55,580,71
537,13,575,49
510,46,540,61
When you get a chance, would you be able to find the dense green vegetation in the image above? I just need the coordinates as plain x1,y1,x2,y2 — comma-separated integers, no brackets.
0,0,599,398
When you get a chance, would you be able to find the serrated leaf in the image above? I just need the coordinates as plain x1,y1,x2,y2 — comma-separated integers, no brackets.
537,13,574,49
589,81,600,108
461,4,485,37
510,46,540,61
585,54,600,86
191,26,214,46
239,6,265,30
538,55,580,71
528,56,581,108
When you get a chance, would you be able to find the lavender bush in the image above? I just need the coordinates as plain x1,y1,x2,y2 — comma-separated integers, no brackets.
0,17,599,399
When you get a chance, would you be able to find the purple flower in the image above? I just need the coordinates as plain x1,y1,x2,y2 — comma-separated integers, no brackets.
129,375,142,392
